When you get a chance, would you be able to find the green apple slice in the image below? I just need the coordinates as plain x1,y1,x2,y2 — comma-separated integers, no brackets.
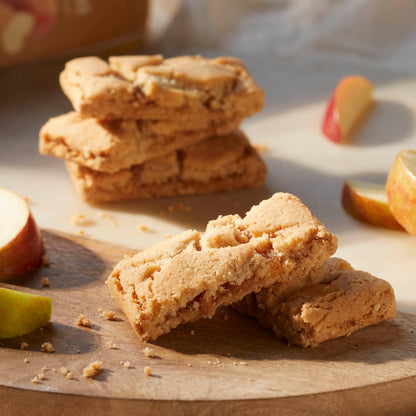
0,288,52,339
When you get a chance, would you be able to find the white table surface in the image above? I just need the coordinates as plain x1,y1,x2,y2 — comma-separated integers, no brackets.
1,50,415,314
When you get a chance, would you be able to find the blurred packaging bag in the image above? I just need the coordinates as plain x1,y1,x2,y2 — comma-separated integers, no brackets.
0,0,149,67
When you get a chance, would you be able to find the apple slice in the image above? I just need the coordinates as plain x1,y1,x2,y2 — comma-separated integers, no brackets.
23,0,57,36
322,75,374,143
386,150,416,236
0,288,51,339
341,179,404,230
0,187,45,280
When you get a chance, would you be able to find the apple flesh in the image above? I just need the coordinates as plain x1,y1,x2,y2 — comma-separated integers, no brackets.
0,288,52,339
341,179,404,230
0,187,45,281
386,150,416,236
322,75,374,143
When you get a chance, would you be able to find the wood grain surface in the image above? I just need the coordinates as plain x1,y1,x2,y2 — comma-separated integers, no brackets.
0,230,416,416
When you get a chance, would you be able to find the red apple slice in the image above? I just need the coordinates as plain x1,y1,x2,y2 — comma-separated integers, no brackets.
386,150,416,236
341,179,404,230
322,75,374,143
0,187,45,280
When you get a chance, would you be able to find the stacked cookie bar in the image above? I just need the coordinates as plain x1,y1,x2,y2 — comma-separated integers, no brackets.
108,193,396,346
39,55,267,203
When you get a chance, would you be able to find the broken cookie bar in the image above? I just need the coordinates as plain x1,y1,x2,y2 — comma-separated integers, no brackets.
39,111,242,173
234,258,396,347
233,257,354,333
107,193,338,341
59,55,264,121
65,129,267,203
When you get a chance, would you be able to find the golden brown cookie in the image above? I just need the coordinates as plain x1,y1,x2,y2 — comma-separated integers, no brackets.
107,193,338,341
39,112,242,172
234,258,396,347
59,55,264,121
65,130,267,203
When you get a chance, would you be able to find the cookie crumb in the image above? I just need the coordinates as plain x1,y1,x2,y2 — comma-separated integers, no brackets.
60,367,69,376
82,361,103,378
167,203,190,212
30,376,39,384
24,358,29,364
143,347,156,358
37,372,45,381
76,314,91,328
41,277,50,287
41,342,55,353
143,366,152,376
97,211,117,226
187,363,192,367
66,373,73,380
107,340,118,349
41,366,48,372
123,361,132,369
239,361,248,366
42,253,49,266
99,310,115,320
71,213,93,226
137,224,149,232
20,342,29,350
252,142,269,153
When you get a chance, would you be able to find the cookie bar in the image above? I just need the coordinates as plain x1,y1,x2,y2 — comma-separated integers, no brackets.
235,258,396,347
39,112,242,173
107,193,338,341
65,129,267,203
59,55,264,121
233,257,354,334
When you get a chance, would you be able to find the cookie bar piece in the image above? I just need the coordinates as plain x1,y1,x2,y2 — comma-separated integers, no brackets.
59,55,264,121
236,258,396,347
40,112,242,173
65,129,267,203
233,257,354,334
107,193,338,341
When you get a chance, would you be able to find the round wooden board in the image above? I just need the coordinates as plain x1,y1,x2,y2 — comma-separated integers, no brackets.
1,230,416,416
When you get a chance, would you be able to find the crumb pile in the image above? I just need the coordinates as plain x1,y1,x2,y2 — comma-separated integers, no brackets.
108,192,396,346
39,55,267,204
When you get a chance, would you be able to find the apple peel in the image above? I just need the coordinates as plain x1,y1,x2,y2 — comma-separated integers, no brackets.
0,288,52,339
322,75,374,144
0,187,45,281
386,150,416,236
341,179,404,230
